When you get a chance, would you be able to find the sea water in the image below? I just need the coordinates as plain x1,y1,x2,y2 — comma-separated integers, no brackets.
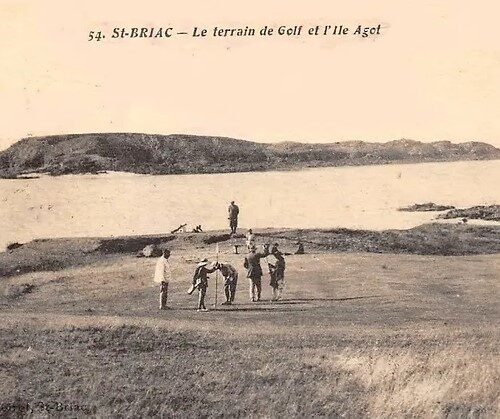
1,160,498,250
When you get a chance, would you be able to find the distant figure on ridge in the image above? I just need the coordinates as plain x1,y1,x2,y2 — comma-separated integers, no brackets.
228,201,240,235
153,249,172,310
295,241,305,255
192,225,203,233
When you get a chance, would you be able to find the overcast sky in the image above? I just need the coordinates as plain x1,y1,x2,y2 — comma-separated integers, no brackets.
0,0,499,150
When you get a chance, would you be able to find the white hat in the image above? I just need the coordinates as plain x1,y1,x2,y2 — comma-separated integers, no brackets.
197,258,209,267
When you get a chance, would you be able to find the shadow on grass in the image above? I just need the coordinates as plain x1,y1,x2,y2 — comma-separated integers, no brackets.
218,307,310,312
169,296,381,313
173,306,310,313
279,295,382,303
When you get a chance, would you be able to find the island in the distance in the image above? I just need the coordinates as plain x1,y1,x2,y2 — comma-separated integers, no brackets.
0,133,499,178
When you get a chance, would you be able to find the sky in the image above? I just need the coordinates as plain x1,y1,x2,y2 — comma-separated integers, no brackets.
0,0,499,150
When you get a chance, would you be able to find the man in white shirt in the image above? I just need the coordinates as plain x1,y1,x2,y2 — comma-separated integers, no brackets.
153,249,172,310
246,229,255,251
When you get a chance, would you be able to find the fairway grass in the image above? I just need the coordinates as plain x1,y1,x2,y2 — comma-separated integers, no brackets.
1,252,498,417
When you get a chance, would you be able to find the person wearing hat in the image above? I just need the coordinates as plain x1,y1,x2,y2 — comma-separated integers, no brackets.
153,249,172,310
228,201,240,235
215,262,239,305
243,244,270,302
268,244,286,301
188,258,216,311
270,243,280,255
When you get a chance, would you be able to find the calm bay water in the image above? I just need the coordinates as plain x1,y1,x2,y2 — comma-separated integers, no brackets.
1,160,499,250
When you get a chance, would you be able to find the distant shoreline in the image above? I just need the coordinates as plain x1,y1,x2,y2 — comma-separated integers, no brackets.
4,157,500,180
2,223,500,278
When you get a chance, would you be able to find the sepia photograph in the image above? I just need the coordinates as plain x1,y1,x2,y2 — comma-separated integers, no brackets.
1,1,499,417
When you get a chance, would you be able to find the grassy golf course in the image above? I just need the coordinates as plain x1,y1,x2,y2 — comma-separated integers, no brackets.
0,225,499,417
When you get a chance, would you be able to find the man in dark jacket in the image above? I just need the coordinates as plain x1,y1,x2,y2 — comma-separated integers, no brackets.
268,243,286,301
228,201,240,235
188,258,216,311
243,244,269,302
215,262,239,304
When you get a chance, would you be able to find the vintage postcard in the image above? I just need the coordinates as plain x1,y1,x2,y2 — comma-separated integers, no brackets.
0,1,499,417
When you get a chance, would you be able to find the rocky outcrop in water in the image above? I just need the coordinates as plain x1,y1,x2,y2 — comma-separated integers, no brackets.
399,203,456,212
437,205,500,222
1,133,499,178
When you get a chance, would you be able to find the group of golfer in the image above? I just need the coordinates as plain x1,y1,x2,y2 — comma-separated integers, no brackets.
153,201,286,311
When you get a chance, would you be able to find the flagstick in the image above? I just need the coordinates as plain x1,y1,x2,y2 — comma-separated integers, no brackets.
214,242,219,308
264,243,271,284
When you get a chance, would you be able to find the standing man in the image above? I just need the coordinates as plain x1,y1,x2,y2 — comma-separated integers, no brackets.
188,258,216,312
243,244,270,302
153,249,172,310
228,201,240,235
215,262,239,305
268,243,286,301
245,229,256,251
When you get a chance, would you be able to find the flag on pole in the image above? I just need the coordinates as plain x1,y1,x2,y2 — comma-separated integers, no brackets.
214,242,220,307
